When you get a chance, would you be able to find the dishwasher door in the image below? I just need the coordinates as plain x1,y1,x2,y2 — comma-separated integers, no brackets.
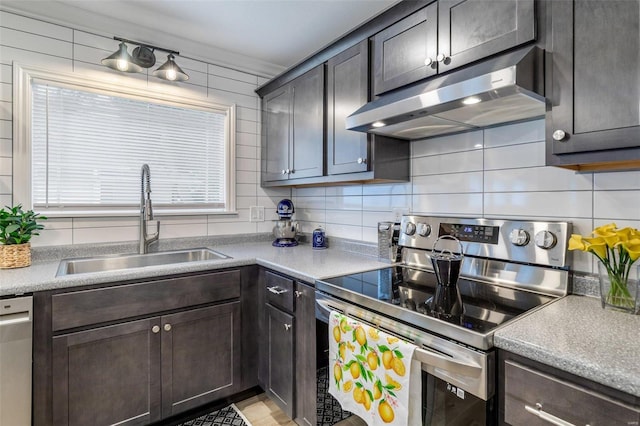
0,296,33,426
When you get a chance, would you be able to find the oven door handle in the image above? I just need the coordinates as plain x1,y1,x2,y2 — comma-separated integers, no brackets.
414,346,482,378
316,297,482,378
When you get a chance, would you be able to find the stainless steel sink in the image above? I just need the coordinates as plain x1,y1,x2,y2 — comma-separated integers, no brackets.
56,248,231,276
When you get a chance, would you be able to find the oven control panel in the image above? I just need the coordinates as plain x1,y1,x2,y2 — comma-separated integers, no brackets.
398,215,571,268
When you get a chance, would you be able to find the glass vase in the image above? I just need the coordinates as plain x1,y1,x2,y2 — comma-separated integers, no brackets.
598,262,639,314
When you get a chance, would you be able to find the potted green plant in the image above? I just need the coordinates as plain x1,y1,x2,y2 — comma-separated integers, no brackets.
0,204,47,268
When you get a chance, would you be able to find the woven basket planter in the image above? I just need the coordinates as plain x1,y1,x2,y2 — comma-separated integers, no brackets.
0,242,31,269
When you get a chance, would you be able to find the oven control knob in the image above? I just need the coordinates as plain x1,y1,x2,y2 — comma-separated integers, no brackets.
535,230,557,249
404,222,416,236
417,223,431,237
509,229,530,246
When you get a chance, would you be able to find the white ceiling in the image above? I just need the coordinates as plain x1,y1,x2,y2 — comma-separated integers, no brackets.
2,0,398,77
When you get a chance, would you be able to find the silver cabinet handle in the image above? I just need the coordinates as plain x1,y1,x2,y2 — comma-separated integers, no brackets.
436,53,447,62
294,290,303,298
285,168,291,174
357,157,367,164
281,169,287,175
552,130,567,141
267,286,289,295
424,57,433,66
152,325,160,334
284,323,292,331
164,323,172,332
524,403,575,426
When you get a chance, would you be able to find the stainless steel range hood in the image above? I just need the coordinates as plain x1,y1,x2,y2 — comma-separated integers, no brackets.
346,46,545,140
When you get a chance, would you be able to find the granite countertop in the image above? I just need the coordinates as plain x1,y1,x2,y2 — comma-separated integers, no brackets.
494,295,640,398
0,240,391,296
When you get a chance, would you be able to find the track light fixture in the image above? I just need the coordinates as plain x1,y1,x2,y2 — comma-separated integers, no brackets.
101,37,189,81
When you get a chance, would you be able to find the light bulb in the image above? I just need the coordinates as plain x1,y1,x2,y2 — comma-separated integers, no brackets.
165,68,177,81
116,59,129,72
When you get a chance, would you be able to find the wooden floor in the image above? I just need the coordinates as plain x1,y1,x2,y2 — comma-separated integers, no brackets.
235,393,366,426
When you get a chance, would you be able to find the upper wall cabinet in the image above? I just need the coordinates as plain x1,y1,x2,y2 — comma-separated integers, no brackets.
262,65,324,183
546,0,640,171
373,0,535,95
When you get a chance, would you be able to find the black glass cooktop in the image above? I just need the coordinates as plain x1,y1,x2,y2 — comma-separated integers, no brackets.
320,266,554,334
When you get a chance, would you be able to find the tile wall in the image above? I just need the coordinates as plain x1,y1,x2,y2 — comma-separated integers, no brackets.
2,11,640,276
0,10,290,247
293,120,640,275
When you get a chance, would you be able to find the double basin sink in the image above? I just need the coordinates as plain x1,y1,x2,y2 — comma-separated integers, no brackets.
56,248,231,277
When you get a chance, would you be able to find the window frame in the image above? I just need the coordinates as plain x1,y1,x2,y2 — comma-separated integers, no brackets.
13,63,237,217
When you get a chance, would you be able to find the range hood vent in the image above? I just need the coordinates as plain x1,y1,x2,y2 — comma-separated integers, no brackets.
346,46,545,140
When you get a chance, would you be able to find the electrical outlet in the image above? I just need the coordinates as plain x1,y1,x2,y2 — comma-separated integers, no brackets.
250,206,265,222
392,207,410,222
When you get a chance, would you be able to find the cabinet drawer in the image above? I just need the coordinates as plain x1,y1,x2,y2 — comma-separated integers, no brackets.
52,270,241,331
504,360,640,426
265,270,294,312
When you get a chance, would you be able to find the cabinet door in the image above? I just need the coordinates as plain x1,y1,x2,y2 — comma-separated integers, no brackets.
265,303,296,418
294,283,317,426
52,318,161,426
548,0,640,157
290,65,325,179
438,0,535,73
262,86,291,182
161,302,241,418
327,40,369,175
373,3,438,95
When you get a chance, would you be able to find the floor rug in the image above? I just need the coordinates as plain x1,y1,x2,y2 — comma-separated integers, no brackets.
317,366,352,426
176,403,251,426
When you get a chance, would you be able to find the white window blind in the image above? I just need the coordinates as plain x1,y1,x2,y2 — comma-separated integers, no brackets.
31,82,231,213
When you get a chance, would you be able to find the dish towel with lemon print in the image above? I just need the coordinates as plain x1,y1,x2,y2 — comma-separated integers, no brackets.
328,311,421,426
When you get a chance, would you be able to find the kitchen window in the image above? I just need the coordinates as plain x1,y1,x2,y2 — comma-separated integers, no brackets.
14,65,236,216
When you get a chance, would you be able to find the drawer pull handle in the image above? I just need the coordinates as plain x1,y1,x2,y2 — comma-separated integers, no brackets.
524,403,575,426
267,286,289,295
294,290,303,298
164,324,172,332
152,325,160,334
284,323,292,331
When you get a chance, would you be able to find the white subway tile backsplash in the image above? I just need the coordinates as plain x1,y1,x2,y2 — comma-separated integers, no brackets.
31,227,73,247
236,183,256,197
293,187,326,197
0,139,9,157
412,149,483,176
237,106,258,122
236,144,257,159
73,225,138,244
208,88,256,109
0,194,11,207
237,119,258,134
237,170,258,184
0,175,10,193
594,171,640,190
325,209,362,226
294,196,325,210
0,101,10,121
362,211,397,227
362,194,412,211
362,226,378,243
362,182,412,195
208,64,258,85
325,223,362,241
0,65,11,84
295,208,326,224
484,191,592,219
0,83,12,102
236,157,257,172
208,220,256,235
209,75,257,97
484,167,592,192
159,222,208,239
483,119,544,147
412,172,483,194
0,120,10,139
326,195,362,211
412,130,483,157
593,190,640,220
325,185,363,197
237,132,258,147
484,141,545,170
0,27,73,58
0,11,73,41
412,193,483,216
0,45,73,70
0,157,12,174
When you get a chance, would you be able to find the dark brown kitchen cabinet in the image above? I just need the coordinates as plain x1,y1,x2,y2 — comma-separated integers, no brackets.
372,0,535,95
34,269,247,426
325,39,411,180
262,64,324,183
499,351,640,426
545,0,640,171
294,282,317,426
258,269,317,424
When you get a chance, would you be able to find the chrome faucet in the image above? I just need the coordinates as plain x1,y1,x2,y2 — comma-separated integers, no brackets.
139,164,160,254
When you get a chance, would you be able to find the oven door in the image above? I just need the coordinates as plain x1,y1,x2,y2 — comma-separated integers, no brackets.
316,290,497,426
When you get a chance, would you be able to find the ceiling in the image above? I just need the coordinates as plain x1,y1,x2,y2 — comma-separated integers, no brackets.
2,0,399,77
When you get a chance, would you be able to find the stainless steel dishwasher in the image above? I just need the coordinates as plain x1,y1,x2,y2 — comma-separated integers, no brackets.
0,296,33,426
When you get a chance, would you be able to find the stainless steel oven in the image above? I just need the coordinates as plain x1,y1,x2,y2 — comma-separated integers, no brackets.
315,215,571,426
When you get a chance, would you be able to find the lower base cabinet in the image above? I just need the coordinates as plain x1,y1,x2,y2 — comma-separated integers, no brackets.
52,302,241,426
265,303,295,417
500,351,640,426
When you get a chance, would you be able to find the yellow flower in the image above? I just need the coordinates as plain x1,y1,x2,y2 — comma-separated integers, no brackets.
568,234,587,251
582,237,608,259
622,240,640,261
593,223,617,236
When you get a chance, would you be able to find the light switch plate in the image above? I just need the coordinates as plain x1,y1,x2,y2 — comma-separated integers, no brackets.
392,207,410,222
250,206,265,222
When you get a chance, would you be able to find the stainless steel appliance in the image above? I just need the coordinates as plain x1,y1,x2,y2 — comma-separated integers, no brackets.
316,215,571,425
0,295,33,426
377,221,401,262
